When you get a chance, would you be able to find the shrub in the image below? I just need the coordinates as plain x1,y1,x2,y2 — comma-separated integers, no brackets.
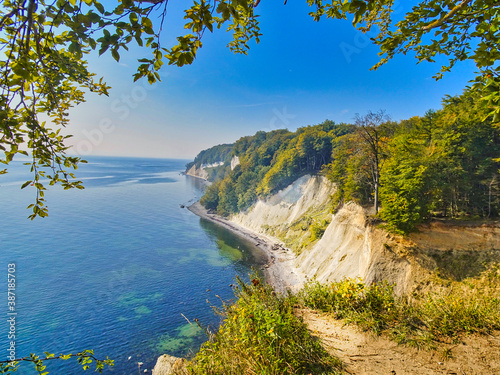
299,270,500,349
188,276,342,374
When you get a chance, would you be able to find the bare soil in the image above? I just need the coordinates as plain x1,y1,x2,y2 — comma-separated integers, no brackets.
296,307,500,375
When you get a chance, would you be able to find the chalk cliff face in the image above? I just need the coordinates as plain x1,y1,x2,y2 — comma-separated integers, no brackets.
230,156,240,170
230,175,421,295
232,175,335,232
186,164,209,180
185,162,224,181
295,202,415,295
227,174,500,295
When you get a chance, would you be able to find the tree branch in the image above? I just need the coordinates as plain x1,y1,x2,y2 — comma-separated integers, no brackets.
421,0,472,31
25,0,36,51
0,7,21,28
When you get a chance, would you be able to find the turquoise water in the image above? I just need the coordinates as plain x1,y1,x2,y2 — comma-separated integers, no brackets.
0,157,266,374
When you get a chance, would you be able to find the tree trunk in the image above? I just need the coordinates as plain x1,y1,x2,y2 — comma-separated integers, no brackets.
374,160,380,213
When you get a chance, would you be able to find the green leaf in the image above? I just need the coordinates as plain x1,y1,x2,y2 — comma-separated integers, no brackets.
94,1,104,13
111,49,120,62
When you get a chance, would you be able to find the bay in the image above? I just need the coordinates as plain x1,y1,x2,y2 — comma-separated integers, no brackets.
0,157,266,374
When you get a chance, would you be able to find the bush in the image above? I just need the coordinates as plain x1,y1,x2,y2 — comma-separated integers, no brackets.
188,276,342,374
299,279,397,334
299,270,500,349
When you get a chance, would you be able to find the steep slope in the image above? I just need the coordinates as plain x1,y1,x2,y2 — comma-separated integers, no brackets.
185,162,224,180
185,164,210,180
296,202,415,295
229,175,425,295
231,175,336,251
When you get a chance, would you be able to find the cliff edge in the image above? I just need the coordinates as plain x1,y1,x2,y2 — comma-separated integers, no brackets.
229,175,417,295
229,174,500,295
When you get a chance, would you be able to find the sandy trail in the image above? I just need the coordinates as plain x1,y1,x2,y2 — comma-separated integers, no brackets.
297,307,500,375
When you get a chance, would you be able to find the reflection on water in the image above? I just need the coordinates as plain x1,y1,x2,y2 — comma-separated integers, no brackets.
199,218,268,267
0,158,269,375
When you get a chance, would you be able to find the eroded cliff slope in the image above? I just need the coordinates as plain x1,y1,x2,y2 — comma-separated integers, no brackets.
229,174,500,295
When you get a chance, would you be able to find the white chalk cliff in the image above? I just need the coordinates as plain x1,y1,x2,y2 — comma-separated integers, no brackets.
186,161,224,181
230,156,240,170
230,174,419,295
232,175,334,232
186,164,209,180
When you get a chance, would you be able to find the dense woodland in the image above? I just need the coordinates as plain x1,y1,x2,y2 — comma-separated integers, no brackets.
193,89,500,234
185,143,234,169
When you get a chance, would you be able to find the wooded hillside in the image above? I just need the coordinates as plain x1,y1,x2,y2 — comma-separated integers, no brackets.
195,88,500,233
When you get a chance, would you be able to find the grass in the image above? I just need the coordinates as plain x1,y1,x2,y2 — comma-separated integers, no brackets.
187,275,343,375
181,263,499,373
299,264,500,350
261,208,333,255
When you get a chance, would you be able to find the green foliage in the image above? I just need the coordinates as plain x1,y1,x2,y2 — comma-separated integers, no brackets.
200,181,221,210
216,178,238,216
380,140,431,234
0,350,114,374
188,275,342,374
321,90,500,233
308,0,500,123
300,268,500,349
323,113,392,210
379,90,500,233
310,219,330,241
324,133,367,207
199,121,355,215
300,279,397,334
186,143,234,171
0,0,260,218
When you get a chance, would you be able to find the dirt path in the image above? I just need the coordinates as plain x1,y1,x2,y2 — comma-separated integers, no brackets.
296,307,500,375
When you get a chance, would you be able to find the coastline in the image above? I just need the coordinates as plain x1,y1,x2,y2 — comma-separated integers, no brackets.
187,202,304,294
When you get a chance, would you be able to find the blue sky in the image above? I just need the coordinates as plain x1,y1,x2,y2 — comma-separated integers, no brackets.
66,1,478,159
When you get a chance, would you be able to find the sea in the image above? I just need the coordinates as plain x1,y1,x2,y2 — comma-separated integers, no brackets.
0,156,267,374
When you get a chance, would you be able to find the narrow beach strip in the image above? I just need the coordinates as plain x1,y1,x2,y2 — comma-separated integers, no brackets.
187,202,304,294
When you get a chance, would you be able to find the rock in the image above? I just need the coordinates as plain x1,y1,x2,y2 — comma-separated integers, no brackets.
152,354,187,375
230,155,240,170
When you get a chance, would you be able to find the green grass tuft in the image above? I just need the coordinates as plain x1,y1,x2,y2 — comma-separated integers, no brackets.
299,265,500,350
188,275,343,374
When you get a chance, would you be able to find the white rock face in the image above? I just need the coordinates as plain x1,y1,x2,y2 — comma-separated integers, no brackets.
232,175,335,231
186,164,209,180
295,202,413,295
152,354,186,375
231,175,415,295
186,161,225,180
230,155,240,170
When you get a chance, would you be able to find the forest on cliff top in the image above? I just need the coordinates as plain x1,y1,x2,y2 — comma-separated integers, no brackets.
192,88,500,234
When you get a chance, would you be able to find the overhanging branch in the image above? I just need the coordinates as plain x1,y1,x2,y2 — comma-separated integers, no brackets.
421,0,472,31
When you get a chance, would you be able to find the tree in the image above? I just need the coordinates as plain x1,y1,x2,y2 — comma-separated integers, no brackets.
379,124,433,234
0,0,261,218
308,0,500,121
354,110,391,213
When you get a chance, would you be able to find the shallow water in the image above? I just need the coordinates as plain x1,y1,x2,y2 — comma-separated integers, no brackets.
0,157,265,374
